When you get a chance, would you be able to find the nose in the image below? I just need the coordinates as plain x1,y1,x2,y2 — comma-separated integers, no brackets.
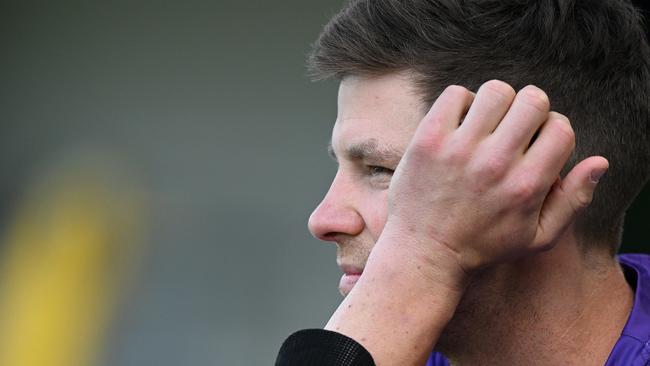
308,174,364,241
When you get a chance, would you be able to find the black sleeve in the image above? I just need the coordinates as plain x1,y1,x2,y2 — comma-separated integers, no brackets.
275,329,376,366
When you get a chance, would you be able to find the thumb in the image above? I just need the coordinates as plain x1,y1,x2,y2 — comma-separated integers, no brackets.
534,156,609,249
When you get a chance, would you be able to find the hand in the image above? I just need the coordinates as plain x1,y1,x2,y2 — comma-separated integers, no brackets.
379,80,608,283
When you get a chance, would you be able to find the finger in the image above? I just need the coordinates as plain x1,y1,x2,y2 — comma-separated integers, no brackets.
533,156,609,249
521,112,575,187
419,85,475,135
489,85,550,155
457,80,516,141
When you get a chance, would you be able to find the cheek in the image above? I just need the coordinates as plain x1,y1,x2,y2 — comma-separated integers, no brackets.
362,190,389,242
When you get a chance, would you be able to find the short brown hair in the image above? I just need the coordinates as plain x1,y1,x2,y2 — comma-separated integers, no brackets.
308,0,650,253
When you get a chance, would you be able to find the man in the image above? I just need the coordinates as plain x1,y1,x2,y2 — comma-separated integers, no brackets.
276,0,650,365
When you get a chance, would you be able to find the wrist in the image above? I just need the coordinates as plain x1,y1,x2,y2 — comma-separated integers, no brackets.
370,222,470,297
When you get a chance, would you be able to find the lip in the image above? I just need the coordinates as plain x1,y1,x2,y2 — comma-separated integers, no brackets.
337,263,364,296
338,263,364,276
339,273,361,295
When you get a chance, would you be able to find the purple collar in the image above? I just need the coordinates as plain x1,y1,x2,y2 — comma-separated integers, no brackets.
604,254,650,365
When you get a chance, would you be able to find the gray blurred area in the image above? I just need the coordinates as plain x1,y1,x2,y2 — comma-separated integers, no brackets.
0,1,648,366
1,1,342,365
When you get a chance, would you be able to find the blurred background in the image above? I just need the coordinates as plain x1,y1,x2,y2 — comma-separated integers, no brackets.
0,1,647,365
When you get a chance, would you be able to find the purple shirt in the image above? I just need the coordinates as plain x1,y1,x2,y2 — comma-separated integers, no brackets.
426,254,650,366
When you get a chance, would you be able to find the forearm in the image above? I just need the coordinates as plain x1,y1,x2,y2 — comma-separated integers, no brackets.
325,234,466,365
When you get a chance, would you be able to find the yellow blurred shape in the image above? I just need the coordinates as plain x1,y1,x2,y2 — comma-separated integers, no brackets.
0,156,143,366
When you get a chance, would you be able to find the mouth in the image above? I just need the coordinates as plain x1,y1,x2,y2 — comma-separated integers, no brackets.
338,264,364,296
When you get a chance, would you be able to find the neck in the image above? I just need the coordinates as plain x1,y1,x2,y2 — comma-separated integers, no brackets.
437,234,634,366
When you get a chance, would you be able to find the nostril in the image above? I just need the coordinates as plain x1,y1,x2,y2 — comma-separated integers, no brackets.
308,213,343,242
307,190,365,240
320,232,339,241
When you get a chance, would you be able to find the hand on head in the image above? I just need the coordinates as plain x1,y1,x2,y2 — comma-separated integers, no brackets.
375,80,608,289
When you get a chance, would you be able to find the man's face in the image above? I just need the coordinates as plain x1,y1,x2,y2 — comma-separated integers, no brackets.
308,73,427,296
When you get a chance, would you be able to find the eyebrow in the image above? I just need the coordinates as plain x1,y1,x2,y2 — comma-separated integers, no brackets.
327,138,403,165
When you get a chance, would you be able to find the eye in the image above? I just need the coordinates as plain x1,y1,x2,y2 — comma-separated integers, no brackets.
367,166,394,177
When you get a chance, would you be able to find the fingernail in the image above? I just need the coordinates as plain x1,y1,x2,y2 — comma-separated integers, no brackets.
590,168,608,183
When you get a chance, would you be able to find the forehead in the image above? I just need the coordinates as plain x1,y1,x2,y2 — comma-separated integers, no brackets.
332,73,427,155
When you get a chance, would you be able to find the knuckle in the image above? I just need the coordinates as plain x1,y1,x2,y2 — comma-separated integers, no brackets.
573,190,593,209
550,118,576,145
444,84,471,99
512,177,540,203
440,143,470,165
482,80,516,101
410,138,435,156
548,111,569,124
412,127,445,155
475,154,509,178
519,85,550,113
423,113,448,128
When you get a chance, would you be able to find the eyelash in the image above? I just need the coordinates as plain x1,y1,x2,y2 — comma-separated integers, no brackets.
367,165,394,177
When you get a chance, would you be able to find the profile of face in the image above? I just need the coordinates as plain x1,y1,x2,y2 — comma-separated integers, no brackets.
308,73,427,296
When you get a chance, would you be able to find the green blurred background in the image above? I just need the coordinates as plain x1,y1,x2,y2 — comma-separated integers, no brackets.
0,1,647,365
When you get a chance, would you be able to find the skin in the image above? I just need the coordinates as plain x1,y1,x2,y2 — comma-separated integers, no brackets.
309,73,633,365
